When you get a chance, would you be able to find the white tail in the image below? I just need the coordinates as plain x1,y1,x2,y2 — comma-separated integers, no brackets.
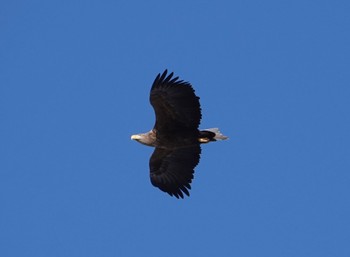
203,128,228,140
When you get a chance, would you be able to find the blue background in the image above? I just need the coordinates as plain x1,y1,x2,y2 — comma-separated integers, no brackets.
1,1,349,256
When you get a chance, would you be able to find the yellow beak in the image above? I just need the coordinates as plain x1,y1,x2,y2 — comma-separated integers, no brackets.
131,134,141,140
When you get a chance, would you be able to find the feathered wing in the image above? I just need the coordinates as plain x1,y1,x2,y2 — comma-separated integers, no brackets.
149,145,201,198
150,70,201,137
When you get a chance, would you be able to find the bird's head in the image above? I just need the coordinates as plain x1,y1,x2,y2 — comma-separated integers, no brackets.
131,130,156,147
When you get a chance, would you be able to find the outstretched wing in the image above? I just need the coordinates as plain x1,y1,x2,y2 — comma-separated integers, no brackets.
149,145,201,198
150,70,201,136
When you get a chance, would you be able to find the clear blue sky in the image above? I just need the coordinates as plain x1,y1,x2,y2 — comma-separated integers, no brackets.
1,1,350,256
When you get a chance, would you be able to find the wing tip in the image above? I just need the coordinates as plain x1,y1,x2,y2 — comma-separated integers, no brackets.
152,69,193,91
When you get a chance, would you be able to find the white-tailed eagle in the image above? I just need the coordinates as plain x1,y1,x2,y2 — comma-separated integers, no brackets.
131,70,228,198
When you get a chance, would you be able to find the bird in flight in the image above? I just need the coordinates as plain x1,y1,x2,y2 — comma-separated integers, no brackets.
131,70,228,198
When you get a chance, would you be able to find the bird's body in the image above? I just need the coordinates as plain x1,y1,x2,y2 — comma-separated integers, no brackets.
131,70,228,198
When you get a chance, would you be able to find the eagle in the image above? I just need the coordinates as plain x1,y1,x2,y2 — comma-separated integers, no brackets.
131,70,228,198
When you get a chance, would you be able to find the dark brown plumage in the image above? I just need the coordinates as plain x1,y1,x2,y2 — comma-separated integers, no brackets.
131,70,228,198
